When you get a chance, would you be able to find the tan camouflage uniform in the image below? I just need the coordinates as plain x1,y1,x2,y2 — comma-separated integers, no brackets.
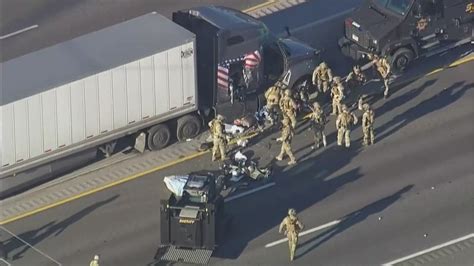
336,105,358,148
362,103,375,146
312,62,333,93
208,115,227,161
331,77,345,116
370,54,391,97
276,118,297,165
279,89,297,129
308,102,327,149
279,209,304,261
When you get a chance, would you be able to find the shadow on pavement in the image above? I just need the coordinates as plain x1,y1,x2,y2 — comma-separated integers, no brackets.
376,81,473,142
296,185,413,259
4,194,119,261
214,149,363,260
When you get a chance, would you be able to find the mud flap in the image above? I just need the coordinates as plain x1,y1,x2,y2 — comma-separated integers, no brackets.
155,246,213,265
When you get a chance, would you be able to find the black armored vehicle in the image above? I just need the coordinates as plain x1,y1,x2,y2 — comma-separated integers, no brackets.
339,0,473,73
156,174,231,264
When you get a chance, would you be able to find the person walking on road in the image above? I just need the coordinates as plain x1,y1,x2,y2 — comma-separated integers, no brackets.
362,103,375,146
276,118,297,165
208,114,228,161
336,104,358,148
330,76,344,116
312,62,333,93
90,255,100,266
308,102,327,149
368,53,391,98
279,89,298,129
279,208,304,261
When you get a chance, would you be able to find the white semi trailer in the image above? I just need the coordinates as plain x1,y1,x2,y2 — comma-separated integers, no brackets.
1,6,320,198
1,13,202,197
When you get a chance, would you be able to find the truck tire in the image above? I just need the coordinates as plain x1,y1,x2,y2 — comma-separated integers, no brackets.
147,124,171,151
176,114,201,141
390,47,414,74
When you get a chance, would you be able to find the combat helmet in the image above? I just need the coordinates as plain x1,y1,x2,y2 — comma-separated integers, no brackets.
288,208,297,217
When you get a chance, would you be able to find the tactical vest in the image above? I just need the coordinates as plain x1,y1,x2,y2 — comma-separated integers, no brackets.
363,110,374,127
317,68,330,81
339,112,354,128
285,216,301,234
211,120,224,137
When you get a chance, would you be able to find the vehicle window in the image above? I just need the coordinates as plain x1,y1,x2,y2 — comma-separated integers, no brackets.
263,43,284,82
374,0,389,6
227,36,244,46
420,0,443,16
386,0,413,16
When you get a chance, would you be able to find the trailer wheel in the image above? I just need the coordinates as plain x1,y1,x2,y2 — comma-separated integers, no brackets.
390,47,414,74
147,124,171,150
176,114,201,141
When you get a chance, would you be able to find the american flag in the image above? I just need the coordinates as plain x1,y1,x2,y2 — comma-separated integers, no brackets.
244,50,261,69
217,64,230,89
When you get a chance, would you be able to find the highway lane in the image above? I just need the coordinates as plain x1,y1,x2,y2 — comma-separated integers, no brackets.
2,0,474,265
0,0,264,61
2,57,473,265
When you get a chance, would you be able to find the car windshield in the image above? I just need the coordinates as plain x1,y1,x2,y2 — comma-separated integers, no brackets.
373,0,413,16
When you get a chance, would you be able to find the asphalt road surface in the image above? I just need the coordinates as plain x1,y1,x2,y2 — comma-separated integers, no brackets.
1,0,474,265
0,0,263,61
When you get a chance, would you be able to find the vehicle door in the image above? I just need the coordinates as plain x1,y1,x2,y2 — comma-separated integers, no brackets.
408,0,445,42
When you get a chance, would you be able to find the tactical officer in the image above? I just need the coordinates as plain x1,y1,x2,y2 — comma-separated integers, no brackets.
90,255,100,266
308,102,327,149
312,62,333,93
208,114,227,161
368,53,391,98
362,103,375,146
336,105,358,148
330,76,345,116
264,85,282,125
279,208,304,261
346,64,367,92
276,118,297,165
279,89,297,129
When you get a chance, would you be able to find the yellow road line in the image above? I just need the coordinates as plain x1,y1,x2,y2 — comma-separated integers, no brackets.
0,150,209,225
243,0,276,13
425,54,473,77
448,54,474,68
0,132,259,225
425,68,443,77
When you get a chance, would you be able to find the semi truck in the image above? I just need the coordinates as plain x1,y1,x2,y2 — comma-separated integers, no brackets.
0,6,320,198
338,0,473,73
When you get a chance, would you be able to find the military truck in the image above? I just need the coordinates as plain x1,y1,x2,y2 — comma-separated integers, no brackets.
338,0,473,73
157,174,230,264
1,6,319,198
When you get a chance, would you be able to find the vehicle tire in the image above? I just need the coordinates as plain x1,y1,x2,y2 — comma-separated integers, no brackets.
147,124,171,151
176,114,202,141
389,47,414,74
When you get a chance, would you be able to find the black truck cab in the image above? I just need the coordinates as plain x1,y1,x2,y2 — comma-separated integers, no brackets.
339,0,473,73
173,6,319,121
